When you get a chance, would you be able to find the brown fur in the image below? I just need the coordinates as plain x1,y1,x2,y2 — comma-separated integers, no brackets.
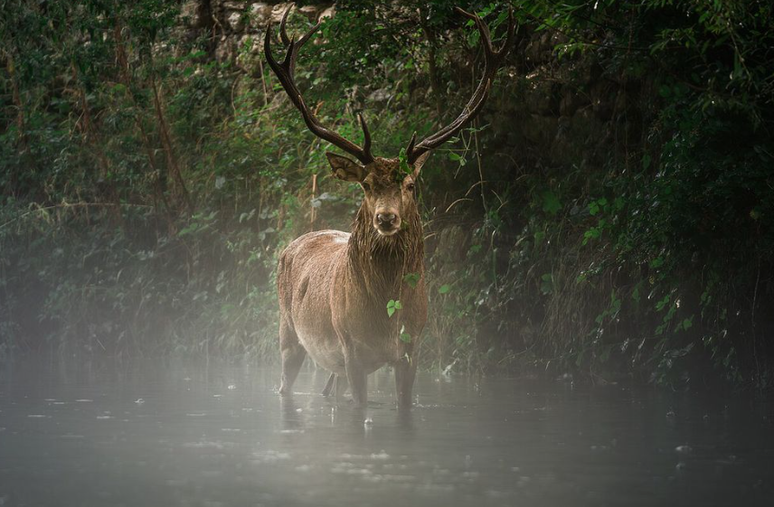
277,157,427,408
269,6,513,409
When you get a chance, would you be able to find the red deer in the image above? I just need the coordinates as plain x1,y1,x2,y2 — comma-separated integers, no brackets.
266,6,514,408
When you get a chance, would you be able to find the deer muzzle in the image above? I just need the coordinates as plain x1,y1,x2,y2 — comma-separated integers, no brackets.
375,211,400,235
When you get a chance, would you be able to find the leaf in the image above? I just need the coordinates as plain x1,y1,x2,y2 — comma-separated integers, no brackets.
541,190,562,215
642,154,652,170
397,148,411,176
632,284,641,303
438,284,451,294
387,299,402,317
399,325,411,343
655,295,670,312
403,272,420,289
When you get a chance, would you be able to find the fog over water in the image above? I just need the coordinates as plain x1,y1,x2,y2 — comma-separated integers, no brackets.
1,356,772,507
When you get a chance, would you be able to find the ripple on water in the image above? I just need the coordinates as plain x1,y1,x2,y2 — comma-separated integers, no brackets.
251,450,291,464
182,440,233,450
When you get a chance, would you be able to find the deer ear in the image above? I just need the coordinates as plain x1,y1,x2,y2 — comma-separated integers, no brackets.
412,151,432,178
326,152,366,182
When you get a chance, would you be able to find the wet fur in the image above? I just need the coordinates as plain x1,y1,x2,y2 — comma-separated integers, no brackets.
277,158,427,408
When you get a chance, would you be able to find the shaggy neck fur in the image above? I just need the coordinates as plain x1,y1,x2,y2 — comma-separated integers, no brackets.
348,203,424,300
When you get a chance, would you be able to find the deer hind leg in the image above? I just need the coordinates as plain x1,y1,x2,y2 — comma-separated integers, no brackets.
321,372,335,397
279,319,306,396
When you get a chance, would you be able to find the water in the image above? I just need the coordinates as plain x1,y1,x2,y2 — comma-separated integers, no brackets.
1,357,773,507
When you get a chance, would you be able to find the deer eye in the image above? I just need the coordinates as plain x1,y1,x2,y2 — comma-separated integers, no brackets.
406,182,415,192
361,182,371,192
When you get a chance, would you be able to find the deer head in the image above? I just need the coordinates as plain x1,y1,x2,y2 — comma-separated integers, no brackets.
265,6,515,237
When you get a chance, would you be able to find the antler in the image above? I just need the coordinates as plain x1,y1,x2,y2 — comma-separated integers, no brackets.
264,6,374,164
406,7,516,165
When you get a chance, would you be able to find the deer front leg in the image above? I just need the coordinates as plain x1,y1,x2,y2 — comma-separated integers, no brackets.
334,374,349,402
343,348,367,408
279,319,306,396
394,354,417,409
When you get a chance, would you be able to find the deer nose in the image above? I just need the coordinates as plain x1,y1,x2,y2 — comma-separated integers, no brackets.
376,213,397,226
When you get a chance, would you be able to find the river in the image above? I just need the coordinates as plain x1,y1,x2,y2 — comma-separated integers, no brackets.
1,357,772,506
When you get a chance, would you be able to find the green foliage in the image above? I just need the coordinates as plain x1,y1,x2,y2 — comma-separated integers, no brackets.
1,0,773,389
386,299,402,318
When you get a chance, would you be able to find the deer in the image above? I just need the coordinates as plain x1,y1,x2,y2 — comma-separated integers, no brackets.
266,5,514,409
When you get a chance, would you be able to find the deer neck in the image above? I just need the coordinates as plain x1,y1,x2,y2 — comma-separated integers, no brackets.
347,206,424,299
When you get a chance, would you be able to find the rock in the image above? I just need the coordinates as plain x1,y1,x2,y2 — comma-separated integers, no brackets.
298,5,319,21
226,10,245,32
368,88,392,103
271,3,294,24
180,0,208,29
222,1,248,10
238,34,258,52
249,3,272,27
235,34,261,66
320,6,335,20
215,36,238,62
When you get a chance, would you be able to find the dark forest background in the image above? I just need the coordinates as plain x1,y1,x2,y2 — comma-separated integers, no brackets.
2,0,773,389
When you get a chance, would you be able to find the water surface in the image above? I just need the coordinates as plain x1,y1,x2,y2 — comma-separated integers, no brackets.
1,357,772,506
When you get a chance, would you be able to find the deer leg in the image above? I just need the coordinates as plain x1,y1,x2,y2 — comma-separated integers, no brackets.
321,372,336,397
394,354,417,410
334,375,349,402
343,350,367,407
279,320,306,396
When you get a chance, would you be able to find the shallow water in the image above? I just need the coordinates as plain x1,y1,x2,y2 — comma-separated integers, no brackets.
1,357,773,507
